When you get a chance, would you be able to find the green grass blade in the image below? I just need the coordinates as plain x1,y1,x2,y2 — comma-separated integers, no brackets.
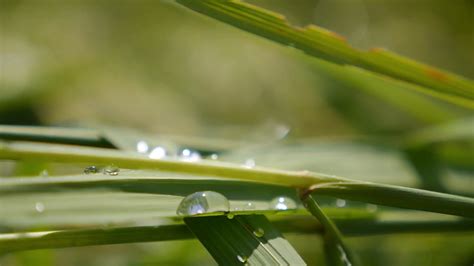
176,0,474,107
0,141,342,187
0,224,192,254
2,141,473,218
184,215,306,265
306,182,474,218
303,195,359,266
0,125,114,148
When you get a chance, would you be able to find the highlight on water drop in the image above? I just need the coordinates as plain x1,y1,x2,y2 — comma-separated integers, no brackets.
270,196,297,210
103,165,120,176
176,191,230,216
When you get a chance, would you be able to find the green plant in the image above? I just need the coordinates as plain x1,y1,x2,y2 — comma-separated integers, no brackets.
1,1,473,265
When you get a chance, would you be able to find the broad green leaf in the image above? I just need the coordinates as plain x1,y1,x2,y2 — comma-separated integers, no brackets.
184,215,306,265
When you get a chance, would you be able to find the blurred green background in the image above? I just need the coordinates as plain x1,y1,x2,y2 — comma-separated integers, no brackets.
1,0,472,137
1,0,473,265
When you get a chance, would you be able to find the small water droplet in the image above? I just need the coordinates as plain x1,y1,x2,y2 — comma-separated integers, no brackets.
40,169,49,176
366,204,378,212
337,245,352,266
336,199,346,208
179,148,201,162
243,202,255,210
226,213,234,219
210,154,218,160
84,166,98,174
237,255,248,264
274,124,290,139
176,191,230,216
243,158,255,169
103,165,119,176
149,146,167,159
271,196,297,210
136,140,149,153
253,228,265,238
35,202,45,213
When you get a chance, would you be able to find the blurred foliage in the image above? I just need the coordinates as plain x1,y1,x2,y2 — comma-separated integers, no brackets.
0,0,473,265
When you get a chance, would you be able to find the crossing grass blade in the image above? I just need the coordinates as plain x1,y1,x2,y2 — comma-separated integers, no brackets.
303,195,359,266
176,0,474,108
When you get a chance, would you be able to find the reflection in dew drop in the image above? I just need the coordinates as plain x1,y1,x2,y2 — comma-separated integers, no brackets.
179,148,202,162
136,140,149,153
271,196,297,210
243,159,255,169
336,199,346,208
337,245,352,266
83,166,98,174
243,202,255,210
149,146,166,159
253,228,265,238
210,154,218,160
237,255,248,264
176,191,230,216
35,202,45,213
366,204,378,212
103,165,119,176
274,124,290,139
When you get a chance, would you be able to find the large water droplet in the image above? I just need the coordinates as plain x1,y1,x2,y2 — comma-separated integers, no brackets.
149,146,167,159
35,202,45,213
179,148,202,162
136,140,149,153
253,228,265,238
243,158,255,169
176,191,230,216
271,196,297,210
336,199,346,208
103,165,119,176
84,166,98,174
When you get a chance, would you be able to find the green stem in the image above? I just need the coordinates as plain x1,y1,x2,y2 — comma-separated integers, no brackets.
306,182,474,218
303,195,359,266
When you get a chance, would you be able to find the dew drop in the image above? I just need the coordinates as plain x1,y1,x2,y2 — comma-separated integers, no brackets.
226,213,234,219
83,166,98,174
366,204,378,212
253,228,265,238
136,140,149,153
243,158,255,169
274,124,290,139
336,199,346,208
210,154,218,160
338,245,352,266
149,146,167,159
179,148,202,162
243,202,255,210
103,165,119,176
176,191,230,216
40,169,49,176
35,202,45,213
237,255,248,264
271,196,297,210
